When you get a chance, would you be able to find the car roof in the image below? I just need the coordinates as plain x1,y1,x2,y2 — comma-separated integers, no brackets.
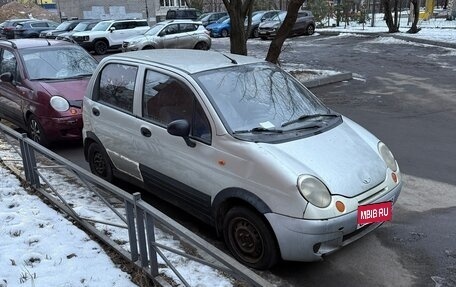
0,38,77,49
105,49,263,74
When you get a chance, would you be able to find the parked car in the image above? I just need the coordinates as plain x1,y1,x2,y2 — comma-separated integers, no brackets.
14,20,59,38
258,10,315,39
196,11,228,27
39,19,88,39
55,20,101,40
165,8,202,21
0,39,98,146
0,18,33,39
246,10,280,38
82,49,402,269
205,16,230,37
72,19,149,55
122,20,211,52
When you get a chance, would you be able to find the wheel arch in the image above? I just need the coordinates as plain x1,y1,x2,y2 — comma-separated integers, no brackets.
83,131,106,162
212,188,273,237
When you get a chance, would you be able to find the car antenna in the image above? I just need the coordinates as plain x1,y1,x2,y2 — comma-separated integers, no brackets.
221,53,237,64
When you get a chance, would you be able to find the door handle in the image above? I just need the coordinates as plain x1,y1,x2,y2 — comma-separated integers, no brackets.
140,127,152,137
92,107,100,116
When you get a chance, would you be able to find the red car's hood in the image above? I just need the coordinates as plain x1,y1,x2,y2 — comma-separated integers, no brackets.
39,78,90,101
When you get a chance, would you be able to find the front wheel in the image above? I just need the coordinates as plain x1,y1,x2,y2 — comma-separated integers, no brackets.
305,25,315,35
93,40,108,55
88,142,113,182
221,29,229,37
27,115,49,146
223,206,279,269
194,41,209,50
252,28,259,38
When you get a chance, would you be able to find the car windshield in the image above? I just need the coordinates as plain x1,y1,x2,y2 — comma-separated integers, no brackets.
196,13,210,21
56,21,72,31
271,11,286,21
73,22,90,32
92,21,112,31
145,23,165,36
216,16,229,23
194,62,332,135
22,46,98,80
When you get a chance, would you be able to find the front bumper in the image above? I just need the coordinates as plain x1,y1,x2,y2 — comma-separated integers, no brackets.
265,181,403,262
39,115,83,142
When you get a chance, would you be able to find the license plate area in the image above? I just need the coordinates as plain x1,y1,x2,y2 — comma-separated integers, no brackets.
357,201,392,228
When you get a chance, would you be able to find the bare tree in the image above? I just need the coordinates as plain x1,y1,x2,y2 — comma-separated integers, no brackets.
382,0,400,32
407,0,421,33
265,0,305,64
222,0,255,55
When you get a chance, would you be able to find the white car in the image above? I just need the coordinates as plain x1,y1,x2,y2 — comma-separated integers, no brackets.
122,20,211,52
72,19,149,54
82,50,402,269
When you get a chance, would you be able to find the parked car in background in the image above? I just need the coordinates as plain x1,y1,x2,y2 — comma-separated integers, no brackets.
196,11,228,27
0,18,33,39
122,20,211,51
56,20,101,40
246,10,280,38
72,19,149,54
205,16,230,37
258,10,315,39
165,8,202,20
14,20,59,38
82,49,402,269
39,19,88,39
0,39,98,146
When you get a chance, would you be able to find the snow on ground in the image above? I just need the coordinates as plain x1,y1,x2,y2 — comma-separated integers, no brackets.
0,12,455,287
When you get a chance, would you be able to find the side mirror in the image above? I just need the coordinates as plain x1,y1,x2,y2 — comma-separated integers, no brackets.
0,72,14,83
167,119,196,147
109,27,116,33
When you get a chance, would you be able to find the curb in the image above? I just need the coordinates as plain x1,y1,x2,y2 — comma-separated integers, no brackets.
303,72,353,88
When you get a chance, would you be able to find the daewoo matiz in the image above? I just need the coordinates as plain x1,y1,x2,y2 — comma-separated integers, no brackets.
82,49,402,269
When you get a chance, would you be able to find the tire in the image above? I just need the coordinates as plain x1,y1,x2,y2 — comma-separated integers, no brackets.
194,41,208,50
306,25,315,35
27,115,49,146
260,36,267,40
93,40,108,55
252,28,259,38
221,29,228,37
223,206,279,269
88,142,113,182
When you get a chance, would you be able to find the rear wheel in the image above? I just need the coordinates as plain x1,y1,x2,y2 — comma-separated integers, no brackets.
223,206,279,269
252,28,259,38
221,29,229,37
27,115,49,146
88,142,113,182
305,24,315,35
194,41,209,50
94,40,108,55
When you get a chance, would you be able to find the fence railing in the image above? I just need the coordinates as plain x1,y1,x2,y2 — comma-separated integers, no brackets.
0,122,273,287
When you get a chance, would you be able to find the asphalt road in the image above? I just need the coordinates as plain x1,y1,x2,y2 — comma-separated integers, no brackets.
55,34,456,287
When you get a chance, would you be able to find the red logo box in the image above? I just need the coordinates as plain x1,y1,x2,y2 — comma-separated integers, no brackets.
357,201,392,225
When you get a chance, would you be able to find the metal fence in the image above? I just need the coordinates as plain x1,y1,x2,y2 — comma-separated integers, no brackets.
0,122,273,287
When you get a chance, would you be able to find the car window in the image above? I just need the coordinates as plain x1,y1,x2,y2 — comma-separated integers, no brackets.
32,22,49,28
179,23,197,32
164,24,179,35
0,49,17,76
112,22,128,30
96,63,137,113
142,69,211,143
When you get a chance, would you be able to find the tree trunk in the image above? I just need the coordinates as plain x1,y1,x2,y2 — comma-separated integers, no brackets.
223,0,254,55
407,0,421,33
382,0,400,32
265,0,305,64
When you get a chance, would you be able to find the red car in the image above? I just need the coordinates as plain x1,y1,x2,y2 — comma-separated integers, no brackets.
0,39,98,146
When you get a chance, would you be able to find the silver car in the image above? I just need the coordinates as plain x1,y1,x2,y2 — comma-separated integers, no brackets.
82,50,402,269
122,20,211,52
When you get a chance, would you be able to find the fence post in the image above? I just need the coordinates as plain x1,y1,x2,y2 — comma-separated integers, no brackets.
146,213,159,276
19,134,40,187
134,193,149,268
126,197,139,262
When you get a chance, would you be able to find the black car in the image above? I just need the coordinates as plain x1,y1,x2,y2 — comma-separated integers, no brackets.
55,20,101,40
165,8,202,21
14,20,59,38
39,19,89,39
0,19,33,39
246,10,280,38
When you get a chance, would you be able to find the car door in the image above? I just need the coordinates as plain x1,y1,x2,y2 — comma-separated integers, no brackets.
160,24,182,48
176,23,198,48
294,12,310,34
0,48,26,125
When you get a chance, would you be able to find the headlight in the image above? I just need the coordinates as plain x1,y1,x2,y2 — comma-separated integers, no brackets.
297,175,331,208
50,96,70,112
378,142,397,171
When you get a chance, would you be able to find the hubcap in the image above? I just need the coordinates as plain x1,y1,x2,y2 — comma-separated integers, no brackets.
29,119,41,143
230,217,263,263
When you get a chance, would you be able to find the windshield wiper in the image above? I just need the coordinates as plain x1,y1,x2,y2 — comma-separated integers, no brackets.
281,113,339,128
233,127,283,134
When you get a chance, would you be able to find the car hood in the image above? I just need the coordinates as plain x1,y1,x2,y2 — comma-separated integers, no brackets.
39,78,90,101
125,35,148,42
257,118,386,198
